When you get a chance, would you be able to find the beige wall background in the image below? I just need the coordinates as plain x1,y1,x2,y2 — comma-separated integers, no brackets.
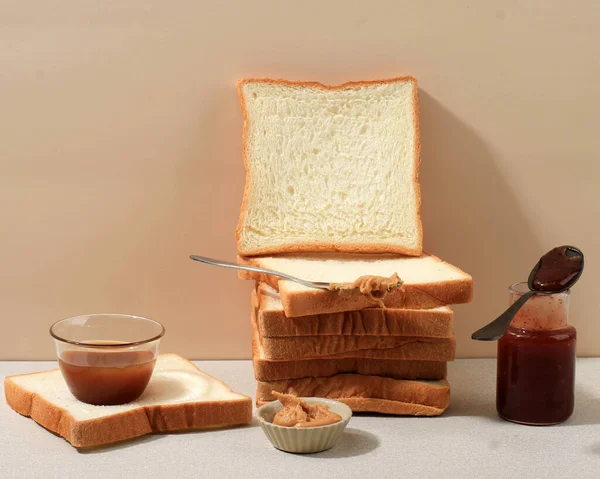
2,1,599,360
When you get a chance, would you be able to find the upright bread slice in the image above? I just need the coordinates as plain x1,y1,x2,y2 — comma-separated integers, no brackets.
251,302,455,361
237,77,422,257
4,354,252,448
241,253,473,316
255,283,453,338
256,375,450,416
251,314,446,381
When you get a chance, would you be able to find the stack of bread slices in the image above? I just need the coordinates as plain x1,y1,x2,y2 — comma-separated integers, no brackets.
235,77,473,416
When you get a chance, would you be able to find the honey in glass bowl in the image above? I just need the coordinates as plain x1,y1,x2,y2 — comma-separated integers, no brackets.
50,314,164,406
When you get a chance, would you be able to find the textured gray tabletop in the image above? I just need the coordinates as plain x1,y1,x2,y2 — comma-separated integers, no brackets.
1,358,599,479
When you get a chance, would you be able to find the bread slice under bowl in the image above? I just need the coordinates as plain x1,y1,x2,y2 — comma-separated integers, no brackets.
4,354,252,448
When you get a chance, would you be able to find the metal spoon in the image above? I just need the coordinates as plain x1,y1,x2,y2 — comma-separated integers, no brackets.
189,255,331,290
471,246,584,341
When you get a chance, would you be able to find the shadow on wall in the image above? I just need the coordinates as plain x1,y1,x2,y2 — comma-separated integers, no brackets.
418,90,541,358
153,84,255,359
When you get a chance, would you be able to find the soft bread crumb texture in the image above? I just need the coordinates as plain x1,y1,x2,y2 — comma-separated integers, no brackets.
237,78,421,256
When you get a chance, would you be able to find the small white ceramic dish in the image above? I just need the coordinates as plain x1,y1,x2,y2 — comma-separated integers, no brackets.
256,397,352,454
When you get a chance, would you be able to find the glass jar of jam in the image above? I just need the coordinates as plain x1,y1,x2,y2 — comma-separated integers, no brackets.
496,282,576,425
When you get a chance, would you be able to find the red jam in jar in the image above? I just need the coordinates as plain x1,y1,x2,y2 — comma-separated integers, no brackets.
496,282,576,425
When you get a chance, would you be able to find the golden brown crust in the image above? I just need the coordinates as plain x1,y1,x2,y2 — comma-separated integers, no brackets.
239,242,422,258
250,300,447,381
256,374,449,416
235,76,422,257
256,397,445,416
240,253,472,317
4,354,252,448
4,375,77,445
238,76,418,91
257,375,449,407
234,78,251,254
259,334,456,361
412,83,423,253
251,299,455,362
255,286,454,338
277,278,473,317
253,356,447,382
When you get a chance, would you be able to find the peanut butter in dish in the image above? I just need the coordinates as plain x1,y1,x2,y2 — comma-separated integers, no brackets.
328,273,403,307
272,392,342,428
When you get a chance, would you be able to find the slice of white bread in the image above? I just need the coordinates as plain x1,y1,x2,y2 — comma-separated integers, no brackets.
236,77,422,257
240,253,473,316
258,332,456,361
254,283,453,338
251,302,455,362
251,318,446,381
256,375,450,416
254,356,447,382
4,354,252,448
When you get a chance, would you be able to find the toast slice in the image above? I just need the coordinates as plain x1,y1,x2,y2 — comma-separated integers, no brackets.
256,375,450,416
255,283,453,338
240,253,472,316
4,354,252,448
251,303,455,362
236,77,422,257
253,356,447,382
258,333,456,361
251,319,446,381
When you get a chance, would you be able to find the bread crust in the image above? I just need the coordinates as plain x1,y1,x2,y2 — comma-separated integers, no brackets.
250,300,447,381
253,357,447,382
235,76,422,257
256,397,445,416
251,297,455,363
278,279,473,317
255,285,453,338
259,335,456,361
4,354,252,448
256,375,449,416
240,253,473,317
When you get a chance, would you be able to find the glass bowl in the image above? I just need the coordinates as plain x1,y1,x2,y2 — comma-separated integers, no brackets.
50,314,165,406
